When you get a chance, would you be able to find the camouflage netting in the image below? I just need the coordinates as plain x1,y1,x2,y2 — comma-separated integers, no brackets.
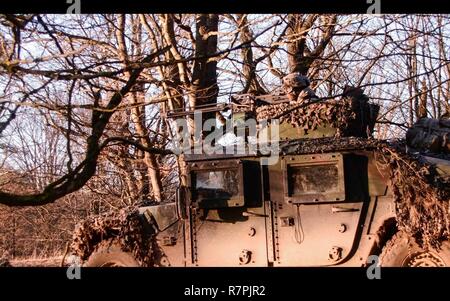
282,136,450,249
71,207,157,266
376,143,450,249
232,90,378,138
279,136,381,154
256,97,357,136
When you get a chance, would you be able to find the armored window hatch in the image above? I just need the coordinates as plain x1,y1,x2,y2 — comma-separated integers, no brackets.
282,153,345,204
188,159,262,209
189,159,244,208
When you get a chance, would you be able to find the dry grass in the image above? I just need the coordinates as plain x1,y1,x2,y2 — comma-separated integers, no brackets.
10,256,64,267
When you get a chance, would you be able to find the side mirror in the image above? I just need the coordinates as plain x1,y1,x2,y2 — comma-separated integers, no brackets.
175,186,188,220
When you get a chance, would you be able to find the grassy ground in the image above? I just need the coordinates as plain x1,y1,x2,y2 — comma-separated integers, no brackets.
10,256,64,267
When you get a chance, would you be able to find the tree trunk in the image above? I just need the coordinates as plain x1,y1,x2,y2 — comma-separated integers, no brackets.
286,14,336,76
237,14,265,94
116,14,163,202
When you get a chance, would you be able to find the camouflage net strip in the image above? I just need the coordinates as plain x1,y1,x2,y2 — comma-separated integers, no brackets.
377,144,450,249
256,98,356,136
282,137,450,249
71,207,157,266
279,136,380,155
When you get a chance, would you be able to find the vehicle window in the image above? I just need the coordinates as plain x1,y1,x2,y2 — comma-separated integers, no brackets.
195,169,240,199
289,163,339,195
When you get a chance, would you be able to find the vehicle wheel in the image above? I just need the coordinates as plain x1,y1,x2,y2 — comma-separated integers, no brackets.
84,239,140,267
379,231,450,267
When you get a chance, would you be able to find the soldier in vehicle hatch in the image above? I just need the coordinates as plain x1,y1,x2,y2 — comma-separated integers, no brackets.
282,72,318,102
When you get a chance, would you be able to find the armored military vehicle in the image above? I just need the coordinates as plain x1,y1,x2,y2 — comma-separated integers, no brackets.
71,79,450,268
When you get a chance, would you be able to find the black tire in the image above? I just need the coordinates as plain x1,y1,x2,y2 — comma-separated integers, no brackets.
379,231,450,267
84,239,140,267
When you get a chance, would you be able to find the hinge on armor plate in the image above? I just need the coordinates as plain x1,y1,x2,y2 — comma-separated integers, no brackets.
160,236,177,246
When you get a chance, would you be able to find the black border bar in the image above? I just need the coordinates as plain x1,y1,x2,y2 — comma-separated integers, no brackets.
1,267,449,297
1,0,449,13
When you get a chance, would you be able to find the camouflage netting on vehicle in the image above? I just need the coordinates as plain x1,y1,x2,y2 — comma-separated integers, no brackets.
231,86,379,138
71,207,157,266
377,144,450,249
279,136,381,154
282,137,450,249
256,97,357,136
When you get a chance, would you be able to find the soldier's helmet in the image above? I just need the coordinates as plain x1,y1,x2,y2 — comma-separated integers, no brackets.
282,72,310,91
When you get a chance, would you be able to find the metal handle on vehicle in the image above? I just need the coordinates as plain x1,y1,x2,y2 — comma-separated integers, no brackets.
242,211,268,218
331,206,360,213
